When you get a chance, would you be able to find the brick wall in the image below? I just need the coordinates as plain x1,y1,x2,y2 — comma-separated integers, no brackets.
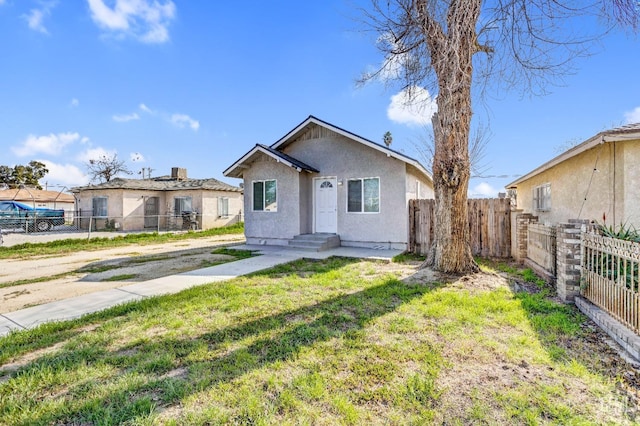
555,220,589,302
513,213,537,263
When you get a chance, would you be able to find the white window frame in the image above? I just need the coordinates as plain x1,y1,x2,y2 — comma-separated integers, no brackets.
174,196,193,216
218,196,229,218
533,183,551,212
92,197,108,217
252,179,277,212
347,177,380,214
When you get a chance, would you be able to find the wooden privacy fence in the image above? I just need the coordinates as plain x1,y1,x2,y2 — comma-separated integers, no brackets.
582,232,640,333
408,198,511,258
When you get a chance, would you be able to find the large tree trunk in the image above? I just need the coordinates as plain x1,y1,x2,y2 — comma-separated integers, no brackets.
427,89,477,273
421,0,480,273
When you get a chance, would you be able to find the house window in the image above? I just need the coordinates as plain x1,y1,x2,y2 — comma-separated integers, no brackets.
533,183,551,211
92,197,107,217
174,196,193,216
347,177,380,213
218,197,229,218
253,180,277,212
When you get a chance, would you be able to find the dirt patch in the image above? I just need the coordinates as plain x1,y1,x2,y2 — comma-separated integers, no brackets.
77,249,235,282
0,235,245,313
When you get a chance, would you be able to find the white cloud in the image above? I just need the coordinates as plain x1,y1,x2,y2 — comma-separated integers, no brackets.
387,86,437,127
375,32,409,82
87,0,176,44
139,103,154,114
130,152,145,162
70,98,79,107
24,6,51,34
469,182,500,198
112,112,140,122
12,132,80,157
39,160,88,187
76,147,117,163
170,113,199,131
624,106,640,124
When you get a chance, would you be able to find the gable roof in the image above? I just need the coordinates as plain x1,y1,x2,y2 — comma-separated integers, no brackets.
0,189,75,203
507,122,640,189
224,115,432,182
71,176,242,193
223,144,319,178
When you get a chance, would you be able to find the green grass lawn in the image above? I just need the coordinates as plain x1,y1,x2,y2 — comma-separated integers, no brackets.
0,222,244,260
0,256,635,425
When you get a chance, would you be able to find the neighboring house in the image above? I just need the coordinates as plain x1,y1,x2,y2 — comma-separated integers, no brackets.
507,123,640,226
224,115,434,250
0,188,75,214
71,168,243,231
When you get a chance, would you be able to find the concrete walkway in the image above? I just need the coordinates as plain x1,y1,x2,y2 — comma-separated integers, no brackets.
0,244,402,337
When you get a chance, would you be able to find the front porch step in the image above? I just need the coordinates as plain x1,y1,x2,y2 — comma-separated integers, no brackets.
288,233,341,252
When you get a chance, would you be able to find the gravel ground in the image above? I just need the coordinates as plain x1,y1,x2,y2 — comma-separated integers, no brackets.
0,233,246,313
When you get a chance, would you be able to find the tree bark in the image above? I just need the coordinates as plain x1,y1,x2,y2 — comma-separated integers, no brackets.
427,93,478,273
421,0,480,273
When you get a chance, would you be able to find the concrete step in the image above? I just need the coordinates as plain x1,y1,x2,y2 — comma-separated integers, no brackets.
288,233,340,252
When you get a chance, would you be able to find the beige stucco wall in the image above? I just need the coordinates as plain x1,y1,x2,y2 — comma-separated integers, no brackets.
513,140,639,227
75,188,242,231
200,190,244,229
622,140,640,227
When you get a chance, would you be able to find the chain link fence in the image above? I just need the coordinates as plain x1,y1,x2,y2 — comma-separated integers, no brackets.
0,210,243,237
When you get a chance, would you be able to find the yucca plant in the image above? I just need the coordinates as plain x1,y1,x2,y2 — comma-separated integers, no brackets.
593,222,640,290
599,222,640,243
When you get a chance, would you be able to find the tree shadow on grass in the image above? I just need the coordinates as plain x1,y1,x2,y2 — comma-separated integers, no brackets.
1,257,441,425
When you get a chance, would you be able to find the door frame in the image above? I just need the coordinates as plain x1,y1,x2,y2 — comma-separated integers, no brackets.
313,176,338,234
144,196,160,229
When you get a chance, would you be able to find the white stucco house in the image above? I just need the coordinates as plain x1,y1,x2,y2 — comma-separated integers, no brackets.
506,122,640,227
224,115,434,250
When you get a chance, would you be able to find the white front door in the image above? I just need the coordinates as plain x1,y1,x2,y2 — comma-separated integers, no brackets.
315,177,337,233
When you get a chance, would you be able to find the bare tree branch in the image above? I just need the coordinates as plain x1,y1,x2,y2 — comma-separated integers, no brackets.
359,0,639,273
86,154,132,183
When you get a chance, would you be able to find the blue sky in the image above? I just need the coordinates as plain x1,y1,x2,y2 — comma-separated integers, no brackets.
1,1,638,197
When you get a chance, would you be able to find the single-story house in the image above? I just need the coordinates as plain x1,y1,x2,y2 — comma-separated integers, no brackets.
506,122,640,227
224,115,434,250
0,188,75,213
71,168,243,231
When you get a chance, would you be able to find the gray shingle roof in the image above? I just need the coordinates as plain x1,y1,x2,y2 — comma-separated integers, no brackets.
256,144,320,173
71,176,242,192
606,122,640,134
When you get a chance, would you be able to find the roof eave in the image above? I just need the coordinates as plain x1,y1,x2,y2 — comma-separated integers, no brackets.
223,145,313,178
506,133,605,188
271,115,432,182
